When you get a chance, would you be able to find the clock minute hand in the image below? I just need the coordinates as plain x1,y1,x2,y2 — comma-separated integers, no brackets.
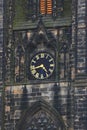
32,64,47,72
31,64,47,72
35,64,47,72
32,64,43,70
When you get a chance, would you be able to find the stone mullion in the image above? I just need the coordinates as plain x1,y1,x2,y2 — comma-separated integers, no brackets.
71,0,77,79
6,0,14,84
71,0,78,130
76,0,86,74
5,0,11,83
74,0,78,74
85,0,87,73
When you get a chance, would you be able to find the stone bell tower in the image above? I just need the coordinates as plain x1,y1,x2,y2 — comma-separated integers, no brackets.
0,0,87,130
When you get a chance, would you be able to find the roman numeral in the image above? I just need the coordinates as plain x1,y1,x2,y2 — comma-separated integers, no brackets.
36,55,40,60
49,69,53,73
40,74,44,79
49,58,53,62
31,69,36,75
35,73,39,78
32,59,36,63
50,64,54,67
40,53,45,58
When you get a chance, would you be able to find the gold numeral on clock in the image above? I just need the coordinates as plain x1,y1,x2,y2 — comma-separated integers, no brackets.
40,74,44,79
36,55,39,60
35,73,39,78
32,60,36,63
46,54,49,59
30,65,35,70
49,58,53,62
50,64,54,67
41,53,45,58
31,69,36,75
49,69,53,73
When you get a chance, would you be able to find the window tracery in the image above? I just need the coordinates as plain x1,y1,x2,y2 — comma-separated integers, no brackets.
26,111,58,130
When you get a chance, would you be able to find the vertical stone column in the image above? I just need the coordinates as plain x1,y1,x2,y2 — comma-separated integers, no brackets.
0,1,3,82
0,0,3,129
74,0,86,74
76,0,86,74
72,0,87,130
71,0,77,79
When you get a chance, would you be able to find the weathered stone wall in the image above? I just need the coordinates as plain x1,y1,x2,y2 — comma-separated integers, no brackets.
72,0,87,74
4,82,70,130
73,75,87,130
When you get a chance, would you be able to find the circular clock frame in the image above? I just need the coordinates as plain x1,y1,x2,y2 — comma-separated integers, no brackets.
30,52,55,80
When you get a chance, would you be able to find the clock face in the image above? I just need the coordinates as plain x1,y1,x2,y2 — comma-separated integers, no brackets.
30,52,55,79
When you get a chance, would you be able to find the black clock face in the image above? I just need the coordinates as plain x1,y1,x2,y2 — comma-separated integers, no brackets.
30,52,55,79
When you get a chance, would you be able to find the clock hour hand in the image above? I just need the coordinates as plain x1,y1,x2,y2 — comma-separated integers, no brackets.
42,65,47,72
36,64,47,73
31,64,44,70
31,64,47,72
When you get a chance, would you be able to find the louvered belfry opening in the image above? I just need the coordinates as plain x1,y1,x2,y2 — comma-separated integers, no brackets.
40,0,52,14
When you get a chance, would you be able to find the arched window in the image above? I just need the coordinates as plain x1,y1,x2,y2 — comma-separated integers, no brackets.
15,100,67,130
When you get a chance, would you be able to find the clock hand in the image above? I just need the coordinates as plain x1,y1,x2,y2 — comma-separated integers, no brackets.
42,65,47,72
35,64,47,73
31,64,44,70
31,64,47,72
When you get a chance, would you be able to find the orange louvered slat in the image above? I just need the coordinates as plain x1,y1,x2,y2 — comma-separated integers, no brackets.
40,0,46,14
40,0,52,15
47,0,52,14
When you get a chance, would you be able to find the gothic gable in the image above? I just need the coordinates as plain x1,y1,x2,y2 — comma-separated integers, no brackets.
16,100,66,130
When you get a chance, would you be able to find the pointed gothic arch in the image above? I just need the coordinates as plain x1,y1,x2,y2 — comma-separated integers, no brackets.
15,100,67,130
